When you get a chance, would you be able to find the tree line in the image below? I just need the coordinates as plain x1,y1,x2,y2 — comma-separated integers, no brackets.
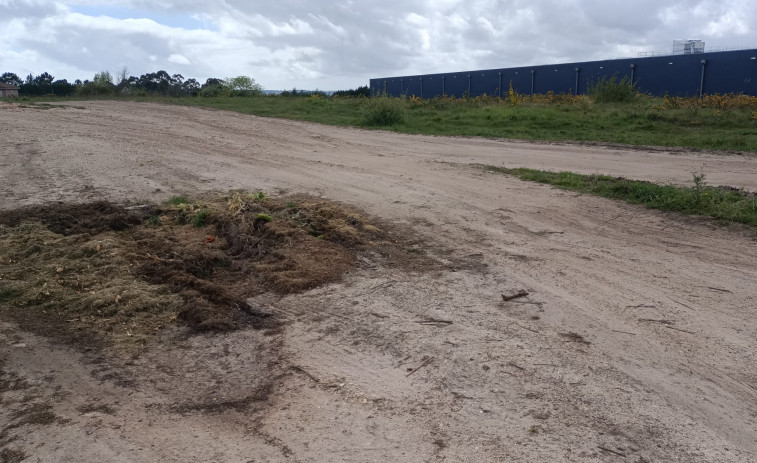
0,70,264,97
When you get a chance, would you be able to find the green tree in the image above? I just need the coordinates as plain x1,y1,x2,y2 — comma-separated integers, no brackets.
93,71,113,86
94,71,115,95
76,71,116,96
225,76,263,96
51,79,75,96
0,72,22,87
181,78,201,96
33,72,54,86
19,72,54,96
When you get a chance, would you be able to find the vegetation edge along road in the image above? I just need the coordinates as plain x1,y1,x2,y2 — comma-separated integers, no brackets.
6,89,756,152
171,91,757,152
482,166,757,227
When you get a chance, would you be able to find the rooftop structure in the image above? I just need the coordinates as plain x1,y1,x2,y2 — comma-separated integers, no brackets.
0,82,20,98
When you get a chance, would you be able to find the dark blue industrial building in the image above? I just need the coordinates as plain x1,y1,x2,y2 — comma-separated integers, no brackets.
370,49,757,99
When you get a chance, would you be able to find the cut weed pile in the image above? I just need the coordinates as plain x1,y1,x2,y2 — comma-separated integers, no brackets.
0,193,429,352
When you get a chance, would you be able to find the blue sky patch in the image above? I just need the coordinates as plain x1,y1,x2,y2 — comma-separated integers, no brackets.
71,5,206,30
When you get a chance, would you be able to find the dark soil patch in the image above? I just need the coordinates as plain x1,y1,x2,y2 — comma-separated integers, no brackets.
9,404,59,427
168,383,274,416
0,201,151,236
0,361,29,393
0,448,27,463
1,404,65,442
0,403,67,454
559,331,592,345
76,403,117,415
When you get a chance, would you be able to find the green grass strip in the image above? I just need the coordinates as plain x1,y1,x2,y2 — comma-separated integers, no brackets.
18,95,757,151
482,166,757,227
171,96,757,151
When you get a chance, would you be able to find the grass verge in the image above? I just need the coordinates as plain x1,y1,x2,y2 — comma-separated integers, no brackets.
170,95,757,151
8,94,757,151
482,166,757,226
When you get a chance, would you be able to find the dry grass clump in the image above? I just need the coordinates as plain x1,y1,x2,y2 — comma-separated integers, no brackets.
0,208,181,350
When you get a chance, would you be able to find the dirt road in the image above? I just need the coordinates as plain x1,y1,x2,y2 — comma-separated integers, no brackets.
1,101,756,462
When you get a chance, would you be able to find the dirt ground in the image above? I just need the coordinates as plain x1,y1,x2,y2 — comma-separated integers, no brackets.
1,101,756,462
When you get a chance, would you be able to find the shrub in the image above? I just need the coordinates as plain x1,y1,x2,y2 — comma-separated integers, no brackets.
588,75,637,103
362,95,405,126
193,209,210,227
199,84,229,98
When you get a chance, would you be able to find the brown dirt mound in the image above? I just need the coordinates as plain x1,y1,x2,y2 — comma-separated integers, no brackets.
0,192,434,351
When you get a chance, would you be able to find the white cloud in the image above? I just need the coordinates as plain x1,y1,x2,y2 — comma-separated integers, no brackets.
168,53,190,65
704,10,749,37
0,0,755,89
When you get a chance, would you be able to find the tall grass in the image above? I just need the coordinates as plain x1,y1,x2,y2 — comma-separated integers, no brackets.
587,75,637,103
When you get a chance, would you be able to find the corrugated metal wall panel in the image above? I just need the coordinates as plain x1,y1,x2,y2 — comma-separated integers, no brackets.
370,49,757,98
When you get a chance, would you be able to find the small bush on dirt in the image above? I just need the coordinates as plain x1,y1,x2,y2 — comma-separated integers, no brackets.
172,201,207,226
692,170,707,207
168,196,190,205
253,191,269,202
362,95,405,126
193,209,210,227
588,75,637,103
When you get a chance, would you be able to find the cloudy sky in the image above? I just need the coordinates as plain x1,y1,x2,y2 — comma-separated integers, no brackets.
1,0,755,90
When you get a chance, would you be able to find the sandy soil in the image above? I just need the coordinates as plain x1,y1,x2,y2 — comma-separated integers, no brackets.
1,101,756,462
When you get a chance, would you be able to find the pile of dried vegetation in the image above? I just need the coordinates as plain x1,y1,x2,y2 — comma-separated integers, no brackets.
0,193,430,351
